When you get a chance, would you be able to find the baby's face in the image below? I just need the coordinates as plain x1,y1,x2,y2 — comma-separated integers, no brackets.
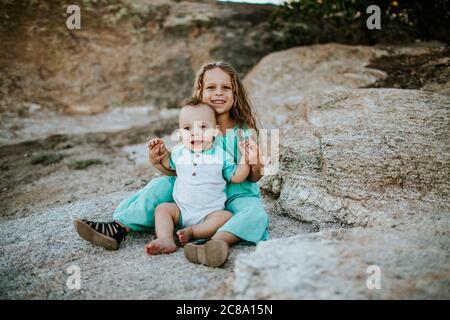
178,104,218,152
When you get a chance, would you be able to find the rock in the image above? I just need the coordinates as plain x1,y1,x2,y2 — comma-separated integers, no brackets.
422,81,450,97
0,105,178,145
380,40,447,56
259,173,282,198
27,103,42,113
226,43,450,299
162,1,234,30
231,226,450,299
244,43,388,129
64,104,108,116
262,88,449,228
1,0,276,112
245,44,449,228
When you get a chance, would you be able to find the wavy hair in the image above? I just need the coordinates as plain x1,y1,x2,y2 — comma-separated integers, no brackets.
192,61,259,133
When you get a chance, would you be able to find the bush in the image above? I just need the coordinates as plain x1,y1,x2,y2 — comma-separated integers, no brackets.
269,0,450,49
69,159,104,170
31,152,63,166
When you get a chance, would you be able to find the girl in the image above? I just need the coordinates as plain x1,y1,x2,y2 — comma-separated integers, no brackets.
74,61,269,267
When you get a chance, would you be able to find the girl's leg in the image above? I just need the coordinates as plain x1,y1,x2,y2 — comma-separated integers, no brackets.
114,176,176,231
74,176,176,250
211,231,240,246
145,203,180,255
177,210,232,245
213,196,270,246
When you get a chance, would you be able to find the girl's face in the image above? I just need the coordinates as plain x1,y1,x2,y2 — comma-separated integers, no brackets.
201,67,234,116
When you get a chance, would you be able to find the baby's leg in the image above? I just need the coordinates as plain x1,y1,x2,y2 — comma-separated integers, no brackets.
177,210,232,246
145,203,180,255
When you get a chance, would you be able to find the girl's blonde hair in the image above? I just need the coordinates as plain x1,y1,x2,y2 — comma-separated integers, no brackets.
193,61,259,132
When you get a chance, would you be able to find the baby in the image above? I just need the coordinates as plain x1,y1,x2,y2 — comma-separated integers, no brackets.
145,100,250,262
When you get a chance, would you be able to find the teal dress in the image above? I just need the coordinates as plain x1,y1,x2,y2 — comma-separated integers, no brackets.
113,125,270,244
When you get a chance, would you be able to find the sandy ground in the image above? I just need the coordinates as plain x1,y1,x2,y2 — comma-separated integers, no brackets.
0,109,318,299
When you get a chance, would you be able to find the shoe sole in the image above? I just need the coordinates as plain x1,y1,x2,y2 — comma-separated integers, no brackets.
184,240,229,268
74,219,119,250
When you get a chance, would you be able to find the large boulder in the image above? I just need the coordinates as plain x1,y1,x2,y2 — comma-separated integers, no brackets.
228,43,450,299
271,89,449,228
231,226,450,299
244,44,449,228
244,43,388,128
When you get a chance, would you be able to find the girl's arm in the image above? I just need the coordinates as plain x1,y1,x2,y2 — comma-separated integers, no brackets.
154,162,176,176
245,139,264,182
159,152,172,174
231,162,251,183
230,141,251,183
248,163,263,182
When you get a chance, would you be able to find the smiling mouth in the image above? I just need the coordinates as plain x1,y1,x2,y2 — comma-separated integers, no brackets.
191,141,203,145
212,100,226,104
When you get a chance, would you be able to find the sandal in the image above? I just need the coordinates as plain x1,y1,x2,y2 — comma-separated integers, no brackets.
74,219,127,250
184,239,229,268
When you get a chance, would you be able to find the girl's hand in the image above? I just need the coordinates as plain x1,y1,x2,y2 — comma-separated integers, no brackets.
245,138,263,168
238,141,249,165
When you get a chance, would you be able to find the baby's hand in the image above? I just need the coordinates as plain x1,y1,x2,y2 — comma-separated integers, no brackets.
148,137,162,149
158,140,168,156
147,137,167,165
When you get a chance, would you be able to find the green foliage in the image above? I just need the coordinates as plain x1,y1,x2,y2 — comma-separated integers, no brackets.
31,153,63,166
70,159,104,170
269,0,450,48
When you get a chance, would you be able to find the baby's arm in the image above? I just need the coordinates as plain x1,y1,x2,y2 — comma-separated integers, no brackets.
230,141,251,183
148,138,176,176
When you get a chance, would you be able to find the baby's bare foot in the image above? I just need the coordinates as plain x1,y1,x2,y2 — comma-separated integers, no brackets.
145,238,177,255
176,227,193,246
